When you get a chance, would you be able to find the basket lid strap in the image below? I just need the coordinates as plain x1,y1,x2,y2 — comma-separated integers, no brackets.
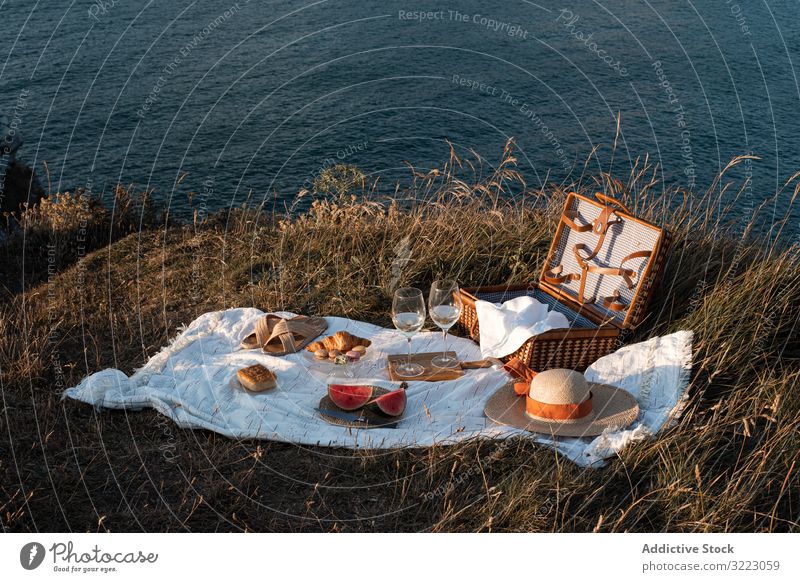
549,206,640,306
548,248,653,308
588,249,653,289
542,264,581,286
593,250,654,313
595,192,631,214
561,209,595,233
602,290,627,312
546,206,614,296
573,206,624,263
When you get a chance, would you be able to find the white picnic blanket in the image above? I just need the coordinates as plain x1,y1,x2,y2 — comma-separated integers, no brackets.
62,308,693,467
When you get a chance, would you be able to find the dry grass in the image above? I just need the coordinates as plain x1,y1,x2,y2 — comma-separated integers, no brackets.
1,184,163,293
0,143,798,532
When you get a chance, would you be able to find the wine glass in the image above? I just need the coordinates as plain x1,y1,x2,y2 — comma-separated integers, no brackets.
428,280,463,369
391,287,426,377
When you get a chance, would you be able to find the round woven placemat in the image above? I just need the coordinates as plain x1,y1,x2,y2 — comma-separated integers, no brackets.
318,386,402,429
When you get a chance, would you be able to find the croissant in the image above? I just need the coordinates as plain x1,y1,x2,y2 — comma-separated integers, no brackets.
306,331,371,353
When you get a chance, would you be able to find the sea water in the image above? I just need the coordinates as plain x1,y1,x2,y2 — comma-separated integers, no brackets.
1,0,798,236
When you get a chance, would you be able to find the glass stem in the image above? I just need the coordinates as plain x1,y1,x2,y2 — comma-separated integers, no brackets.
406,336,413,367
442,328,448,359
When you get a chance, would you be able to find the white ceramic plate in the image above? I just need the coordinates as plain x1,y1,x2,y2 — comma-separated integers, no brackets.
298,348,381,377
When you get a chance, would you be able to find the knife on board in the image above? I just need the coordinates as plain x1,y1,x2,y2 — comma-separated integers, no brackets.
315,407,400,429
460,358,503,369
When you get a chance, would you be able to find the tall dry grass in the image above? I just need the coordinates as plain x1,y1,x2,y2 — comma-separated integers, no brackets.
1,184,163,294
0,141,798,532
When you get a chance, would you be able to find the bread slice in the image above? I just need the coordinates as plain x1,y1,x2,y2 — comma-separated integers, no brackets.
237,364,277,392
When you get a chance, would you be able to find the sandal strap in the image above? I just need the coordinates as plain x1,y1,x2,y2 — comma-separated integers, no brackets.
254,315,280,349
254,315,320,353
269,319,316,353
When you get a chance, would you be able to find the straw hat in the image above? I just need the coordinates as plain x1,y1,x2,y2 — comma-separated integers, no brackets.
484,368,639,437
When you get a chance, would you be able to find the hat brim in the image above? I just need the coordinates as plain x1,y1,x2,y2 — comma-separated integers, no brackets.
484,382,639,437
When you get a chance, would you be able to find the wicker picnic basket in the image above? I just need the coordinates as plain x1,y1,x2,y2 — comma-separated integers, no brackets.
455,192,671,372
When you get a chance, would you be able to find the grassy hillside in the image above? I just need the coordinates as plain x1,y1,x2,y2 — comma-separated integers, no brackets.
1,147,798,532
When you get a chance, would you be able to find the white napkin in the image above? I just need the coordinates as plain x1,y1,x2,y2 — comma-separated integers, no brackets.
475,295,570,358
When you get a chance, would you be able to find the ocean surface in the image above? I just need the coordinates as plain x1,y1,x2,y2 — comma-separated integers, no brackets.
2,0,799,235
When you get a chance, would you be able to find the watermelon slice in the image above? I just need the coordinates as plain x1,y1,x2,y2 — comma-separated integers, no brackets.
328,384,373,411
369,388,407,417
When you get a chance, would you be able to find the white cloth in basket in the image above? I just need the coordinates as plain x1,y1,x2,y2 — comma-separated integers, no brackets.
474,295,570,359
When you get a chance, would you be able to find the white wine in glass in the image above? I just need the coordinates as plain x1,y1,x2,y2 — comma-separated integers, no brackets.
391,287,426,377
428,280,463,368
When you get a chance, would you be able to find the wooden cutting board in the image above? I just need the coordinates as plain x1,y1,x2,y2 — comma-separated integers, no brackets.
386,352,492,382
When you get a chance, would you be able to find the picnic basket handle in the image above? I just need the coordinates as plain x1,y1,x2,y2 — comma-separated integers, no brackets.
595,192,631,214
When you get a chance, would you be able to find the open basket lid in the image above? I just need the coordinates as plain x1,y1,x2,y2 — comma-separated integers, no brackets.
539,192,670,329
